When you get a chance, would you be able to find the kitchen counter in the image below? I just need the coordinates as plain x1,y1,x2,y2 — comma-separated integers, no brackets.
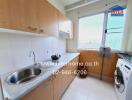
1,53,79,100
118,53,132,63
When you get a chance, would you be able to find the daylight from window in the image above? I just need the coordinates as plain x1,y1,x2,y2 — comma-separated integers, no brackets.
105,10,126,50
78,10,126,50
78,13,104,49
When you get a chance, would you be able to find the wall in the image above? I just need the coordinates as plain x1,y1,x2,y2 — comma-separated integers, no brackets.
0,33,66,75
121,0,132,52
66,0,126,52
48,0,65,14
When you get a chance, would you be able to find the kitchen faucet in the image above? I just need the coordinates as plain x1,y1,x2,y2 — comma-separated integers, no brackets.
29,50,36,65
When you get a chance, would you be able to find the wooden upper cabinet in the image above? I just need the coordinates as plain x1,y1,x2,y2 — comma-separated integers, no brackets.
0,0,39,32
9,0,39,32
59,12,73,38
38,0,59,36
23,0,39,33
8,0,26,31
0,0,73,37
0,0,10,28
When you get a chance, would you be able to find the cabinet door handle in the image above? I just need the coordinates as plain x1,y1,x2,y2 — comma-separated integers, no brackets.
39,29,44,33
49,78,52,81
54,75,56,78
27,26,37,32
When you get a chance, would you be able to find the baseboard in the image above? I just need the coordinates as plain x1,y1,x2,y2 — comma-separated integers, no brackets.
88,72,114,83
102,75,114,83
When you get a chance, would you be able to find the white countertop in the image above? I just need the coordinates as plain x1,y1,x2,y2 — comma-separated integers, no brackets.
1,53,79,100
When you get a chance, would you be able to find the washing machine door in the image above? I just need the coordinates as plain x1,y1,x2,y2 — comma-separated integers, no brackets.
115,67,125,93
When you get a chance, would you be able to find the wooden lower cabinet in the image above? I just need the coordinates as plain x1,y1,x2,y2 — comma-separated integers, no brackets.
79,50,118,79
21,77,54,100
21,56,79,100
53,71,65,100
102,53,118,78
53,56,78,100
79,50,103,75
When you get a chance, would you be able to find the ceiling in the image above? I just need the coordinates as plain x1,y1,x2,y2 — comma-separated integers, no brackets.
58,0,82,6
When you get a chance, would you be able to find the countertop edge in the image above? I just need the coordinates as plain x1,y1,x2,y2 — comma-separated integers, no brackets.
1,53,80,99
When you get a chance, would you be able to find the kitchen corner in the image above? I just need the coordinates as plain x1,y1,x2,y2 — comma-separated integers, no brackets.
0,53,79,100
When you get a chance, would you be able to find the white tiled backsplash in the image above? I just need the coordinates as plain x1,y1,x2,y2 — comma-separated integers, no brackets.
0,33,66,75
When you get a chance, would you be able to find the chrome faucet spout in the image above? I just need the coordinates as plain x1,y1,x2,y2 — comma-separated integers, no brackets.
29,50,36,65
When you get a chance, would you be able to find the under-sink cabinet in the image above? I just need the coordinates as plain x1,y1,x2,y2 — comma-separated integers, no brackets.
21,56,79,100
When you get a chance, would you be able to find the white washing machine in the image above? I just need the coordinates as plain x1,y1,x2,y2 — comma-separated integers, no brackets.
115,58,132,100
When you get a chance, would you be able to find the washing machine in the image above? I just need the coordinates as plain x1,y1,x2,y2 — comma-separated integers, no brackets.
115,58,132,100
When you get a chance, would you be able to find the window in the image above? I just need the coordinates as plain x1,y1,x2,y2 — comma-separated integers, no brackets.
78,9,126,50
105,10,126,50
78,13,104,49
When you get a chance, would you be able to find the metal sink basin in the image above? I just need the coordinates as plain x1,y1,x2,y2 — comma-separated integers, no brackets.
7,67,42,85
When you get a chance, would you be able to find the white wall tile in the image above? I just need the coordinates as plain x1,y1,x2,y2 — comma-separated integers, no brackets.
0,33,66,75
8,34,33,69
0,33,13,74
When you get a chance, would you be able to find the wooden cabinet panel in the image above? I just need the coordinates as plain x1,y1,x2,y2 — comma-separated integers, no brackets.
71,57,79,77
0,0,10,28
53,56,79,100
21,56,79,100
38,0,59,36
8,0,26,30
79,50,118,78
21,77,53,100
58,12,73,38
23,0,39,33
0,0,73,37
0,0,25,30
66,57,78,83
0,0,39,32
102,53,118,78
79,50,103,75
53,72,65,100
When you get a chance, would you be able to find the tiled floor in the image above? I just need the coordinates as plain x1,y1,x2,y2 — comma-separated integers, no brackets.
62,77,118,100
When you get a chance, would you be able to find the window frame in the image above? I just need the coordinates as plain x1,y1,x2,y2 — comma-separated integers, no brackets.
77,11,106,50
77,9,126,51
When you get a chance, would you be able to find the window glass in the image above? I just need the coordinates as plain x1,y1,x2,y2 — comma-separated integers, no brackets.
78,13,104,49
105,10,126,50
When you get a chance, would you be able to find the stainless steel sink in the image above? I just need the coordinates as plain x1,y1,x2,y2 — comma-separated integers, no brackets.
7,66,42,85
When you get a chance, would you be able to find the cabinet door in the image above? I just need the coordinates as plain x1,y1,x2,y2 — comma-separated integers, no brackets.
102,53,118,78
0,0,24,30
0,0,39,32
53,57,79,100
59,12,73,38
21,77,53,100
7,0,26,30
59,13,68,33
53,72,64,100
65,57,78,85
23,0,39,33
0,0,10,28
8,0,39,32
68,20,73,39
70,57,78,79
79,50,103,76
38,0,59,36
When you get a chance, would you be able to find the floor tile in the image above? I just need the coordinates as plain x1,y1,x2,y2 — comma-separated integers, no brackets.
62,77,118,100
